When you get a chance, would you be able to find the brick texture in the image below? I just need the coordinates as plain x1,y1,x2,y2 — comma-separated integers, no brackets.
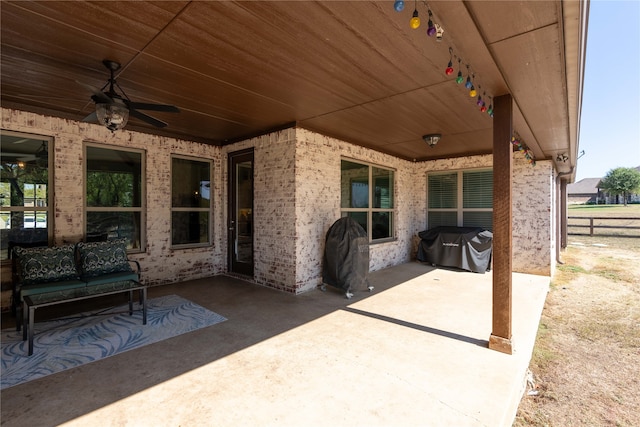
1,108,557,309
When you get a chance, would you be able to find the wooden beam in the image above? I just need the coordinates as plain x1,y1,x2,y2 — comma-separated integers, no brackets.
489,94,513,354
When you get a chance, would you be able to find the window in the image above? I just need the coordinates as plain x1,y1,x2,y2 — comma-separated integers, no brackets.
85,144,144,250
0,131,52,260
171,156,211,247
427,169,493,230
341,159,394,241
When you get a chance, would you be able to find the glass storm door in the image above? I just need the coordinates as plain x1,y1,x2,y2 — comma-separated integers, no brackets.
228,149,254,276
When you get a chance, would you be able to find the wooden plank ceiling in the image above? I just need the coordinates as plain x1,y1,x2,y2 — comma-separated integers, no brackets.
0,1,584,169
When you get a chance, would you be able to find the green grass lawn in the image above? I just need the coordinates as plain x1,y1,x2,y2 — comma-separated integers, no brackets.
568,204,640,217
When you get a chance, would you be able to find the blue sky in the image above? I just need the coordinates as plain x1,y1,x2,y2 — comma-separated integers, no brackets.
576,0,640,181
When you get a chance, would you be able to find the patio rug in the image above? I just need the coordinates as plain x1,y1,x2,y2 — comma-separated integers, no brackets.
1,294,226,390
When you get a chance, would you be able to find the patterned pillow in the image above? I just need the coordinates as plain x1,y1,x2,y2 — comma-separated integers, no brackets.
76,239,133,278
14,245,80,285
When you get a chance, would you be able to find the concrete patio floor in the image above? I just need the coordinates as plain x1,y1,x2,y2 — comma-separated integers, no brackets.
1,261,548,427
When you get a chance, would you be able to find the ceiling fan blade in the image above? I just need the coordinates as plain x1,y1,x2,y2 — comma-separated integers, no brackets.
126,101,179,113
82,111,98,123
76,80,112,104
129,109,168,128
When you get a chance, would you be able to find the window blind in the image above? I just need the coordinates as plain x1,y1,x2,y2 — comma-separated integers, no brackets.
463,170,493,208
428,173,457,209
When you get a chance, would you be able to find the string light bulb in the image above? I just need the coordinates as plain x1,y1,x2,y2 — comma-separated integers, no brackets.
393,0,405,12
445,61,454,75
445,48,454,75
410,1,420,29
456,58,464,84
469,86,477,97
426,10,436,36
465,67,473,89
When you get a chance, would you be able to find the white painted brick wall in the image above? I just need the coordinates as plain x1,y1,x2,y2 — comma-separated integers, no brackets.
1,108,224,295
294,129,422,293
512,156,556,275
1,108,557,309
222,129,299,293
422,153,556,275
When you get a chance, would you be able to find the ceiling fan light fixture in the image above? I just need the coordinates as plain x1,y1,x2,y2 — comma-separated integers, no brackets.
96,101,129,132
35,141,48,167
423,133,441,148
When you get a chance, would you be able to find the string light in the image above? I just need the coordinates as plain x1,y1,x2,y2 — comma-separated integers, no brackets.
393,2,493,117
426,10,436,36
396,0,443,40
445,47,454,75
479,92,487,112
456,58,464,84
410,0,420,29
511,133,536,166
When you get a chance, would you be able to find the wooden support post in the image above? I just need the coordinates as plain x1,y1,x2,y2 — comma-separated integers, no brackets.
489,94,513,354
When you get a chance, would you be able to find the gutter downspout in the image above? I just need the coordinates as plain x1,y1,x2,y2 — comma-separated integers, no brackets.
556,167,574,265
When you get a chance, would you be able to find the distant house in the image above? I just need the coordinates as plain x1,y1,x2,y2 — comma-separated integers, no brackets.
568,178,603,204
569,166,640,204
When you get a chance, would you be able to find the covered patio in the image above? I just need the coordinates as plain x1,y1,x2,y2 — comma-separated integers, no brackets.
1,1,586,424
1,263,548,426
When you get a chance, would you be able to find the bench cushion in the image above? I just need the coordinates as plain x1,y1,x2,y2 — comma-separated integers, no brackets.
13,245,81,285
20,279,87,298
77,239,133,279
83,271,139,286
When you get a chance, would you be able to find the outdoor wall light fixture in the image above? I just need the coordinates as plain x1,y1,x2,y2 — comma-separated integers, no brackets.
423,134,441,148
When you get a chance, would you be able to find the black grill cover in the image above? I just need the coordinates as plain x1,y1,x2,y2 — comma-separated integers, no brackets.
323,217,370,292
417,226,493,273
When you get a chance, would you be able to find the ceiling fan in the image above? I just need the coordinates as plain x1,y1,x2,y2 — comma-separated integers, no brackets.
81,60,179,131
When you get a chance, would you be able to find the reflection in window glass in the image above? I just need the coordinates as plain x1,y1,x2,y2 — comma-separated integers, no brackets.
86,212,141,244
171,156,211,247
340,159,394,242
85,145,143,249
0,132,51,260
341,160,369,209
373,167,394,209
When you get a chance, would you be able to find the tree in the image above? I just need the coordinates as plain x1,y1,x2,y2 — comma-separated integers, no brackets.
599,167,640,206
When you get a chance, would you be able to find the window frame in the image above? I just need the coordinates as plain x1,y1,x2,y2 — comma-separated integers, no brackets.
84,142,146,252
170,154,213,249
427,168,493,231
340,158,395,243
0,130,53,262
